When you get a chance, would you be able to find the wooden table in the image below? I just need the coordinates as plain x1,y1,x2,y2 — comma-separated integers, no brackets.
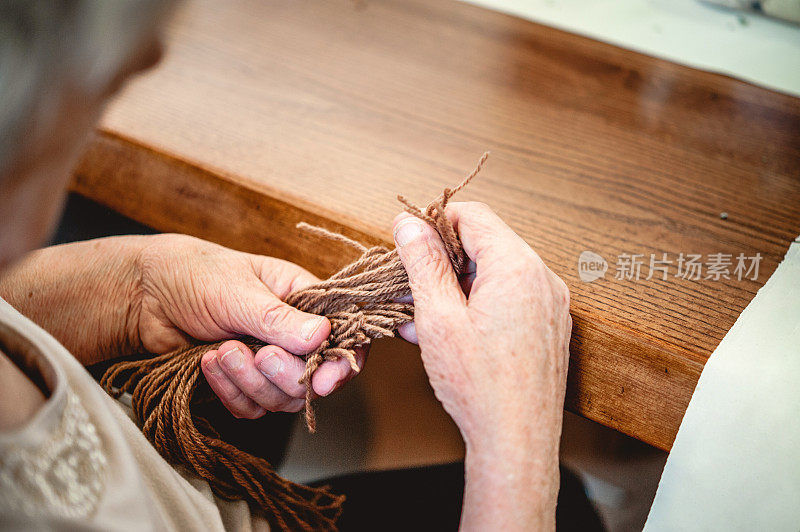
72,0,800,451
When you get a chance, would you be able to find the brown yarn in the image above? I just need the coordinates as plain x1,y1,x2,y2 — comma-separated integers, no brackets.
100,152,488,531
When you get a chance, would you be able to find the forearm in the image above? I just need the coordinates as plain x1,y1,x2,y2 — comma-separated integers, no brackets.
0,235,148,365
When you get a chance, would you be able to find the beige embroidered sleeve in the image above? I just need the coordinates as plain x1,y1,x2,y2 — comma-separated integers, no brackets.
0,298,269,531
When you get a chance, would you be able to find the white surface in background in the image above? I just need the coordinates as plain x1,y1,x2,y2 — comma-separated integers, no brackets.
460,0,800,97
644,235,800,531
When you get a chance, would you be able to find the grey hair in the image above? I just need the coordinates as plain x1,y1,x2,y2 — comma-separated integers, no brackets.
0,0,171,176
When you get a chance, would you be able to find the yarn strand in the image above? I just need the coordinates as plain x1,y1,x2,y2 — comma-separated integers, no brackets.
100,152,489,531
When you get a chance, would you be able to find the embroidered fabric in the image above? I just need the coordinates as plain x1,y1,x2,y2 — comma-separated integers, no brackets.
0,391,107,519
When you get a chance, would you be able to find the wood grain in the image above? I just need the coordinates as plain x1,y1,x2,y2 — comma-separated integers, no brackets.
71,0,800,450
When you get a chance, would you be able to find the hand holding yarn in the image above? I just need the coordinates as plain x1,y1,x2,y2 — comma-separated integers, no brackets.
131,234,366,417
393,201,572,455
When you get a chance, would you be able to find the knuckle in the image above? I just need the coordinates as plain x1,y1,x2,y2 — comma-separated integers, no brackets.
464,201,492,215
245,383,295,413
281,399,305,413
260,300,291,332
406,246,442,279
242,374,272,399
224,387,247,405
404,240,448,283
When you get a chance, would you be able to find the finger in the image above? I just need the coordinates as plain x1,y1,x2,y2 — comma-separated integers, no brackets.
444,202,534,265
395,293,414,304
398,321,418,344
201,350,267,419
215,340,305,413
253,344,309,398
237,288,331,356
398,269,473,303
396,264,473,306
392,213,466,318
311,345,368,397
444,202,547,308
250,256,322,299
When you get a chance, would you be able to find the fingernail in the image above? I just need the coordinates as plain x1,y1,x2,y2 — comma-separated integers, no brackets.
205,355,222,375
394,219,423,247
220,347,244,371
258,352,282,378
300,317,325,341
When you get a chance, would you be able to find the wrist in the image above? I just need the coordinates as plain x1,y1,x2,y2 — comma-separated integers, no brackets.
125,233,189,354
457,392,563,458
129,233,199,354
72,234,149,361
462,427,560,531
464,421,561,484
121,236,149,356
457,402,563,531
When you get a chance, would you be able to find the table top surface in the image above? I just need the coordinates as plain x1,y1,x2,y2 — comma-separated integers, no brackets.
74,0,800,450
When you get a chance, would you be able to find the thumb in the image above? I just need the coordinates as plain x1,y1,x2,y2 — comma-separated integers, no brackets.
238,288,330,355
393,213,465,317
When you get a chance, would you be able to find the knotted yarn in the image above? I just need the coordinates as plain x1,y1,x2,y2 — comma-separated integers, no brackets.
100,152,488,531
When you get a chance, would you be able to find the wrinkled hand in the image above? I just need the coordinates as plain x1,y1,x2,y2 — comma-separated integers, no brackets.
135,234,366,418
392,202,571,529
392,202,571,448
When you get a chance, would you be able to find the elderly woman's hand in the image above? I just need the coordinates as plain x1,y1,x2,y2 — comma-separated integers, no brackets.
392,202,571,531
0,233,364,418
135,234,366,418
